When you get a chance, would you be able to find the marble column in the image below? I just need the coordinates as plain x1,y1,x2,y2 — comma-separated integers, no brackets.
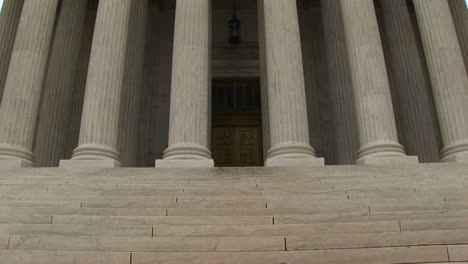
449,0,468,68
155,0,214,167
320,0,359,165
33,0,88,167
0,0,59,168
0,0,24,103
118,0,148,167
262,0,323,167
380,0,441,163
413,0,468,163
60,0,132,168
340,0,417,165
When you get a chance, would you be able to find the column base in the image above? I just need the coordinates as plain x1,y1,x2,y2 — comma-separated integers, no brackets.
0,160,33,169
155,159,214,168
356,155,419,166
59,159,121,169
440,140,468,163
0,144,35,168
265,157,324,167
441,152,468,163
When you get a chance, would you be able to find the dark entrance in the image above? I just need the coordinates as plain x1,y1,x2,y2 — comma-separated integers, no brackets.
211,79,263,167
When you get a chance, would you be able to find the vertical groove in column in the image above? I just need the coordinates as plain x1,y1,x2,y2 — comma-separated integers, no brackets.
449,0,468,68
263,0,318,161
0,0,24,103
380,0,440,162
71,0,132,163
257,0,270,161
162,0,212,161
321,0,359,165
33,0,88,167
0,0,59,165
65,12,96,158
340,0,406,162
414,0,468,161
118,0,148,167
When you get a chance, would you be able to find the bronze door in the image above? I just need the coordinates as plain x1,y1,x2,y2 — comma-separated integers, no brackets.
211,79,263,167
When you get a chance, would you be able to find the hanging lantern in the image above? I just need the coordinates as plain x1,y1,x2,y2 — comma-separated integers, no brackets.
228,0,241,45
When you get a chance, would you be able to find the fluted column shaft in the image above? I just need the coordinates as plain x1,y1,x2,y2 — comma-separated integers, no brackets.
413,0,468,162
262,0,323,167
156,0,213,167
0,0,59,167
34,0,88,167
320,0,359,165
118,0,148,167
449,0,468,68
68,0,132,166
0,0,24,103
340,0,415,165
380,0,440,162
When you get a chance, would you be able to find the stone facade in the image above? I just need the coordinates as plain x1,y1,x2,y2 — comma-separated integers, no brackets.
0,0,467,168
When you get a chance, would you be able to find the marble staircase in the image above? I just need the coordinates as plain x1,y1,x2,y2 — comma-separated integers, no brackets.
0,164,467,263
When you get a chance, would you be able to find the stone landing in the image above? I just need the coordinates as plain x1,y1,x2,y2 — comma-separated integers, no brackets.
0,164,467,263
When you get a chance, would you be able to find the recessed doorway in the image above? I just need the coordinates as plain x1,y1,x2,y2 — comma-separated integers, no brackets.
211,79,263,167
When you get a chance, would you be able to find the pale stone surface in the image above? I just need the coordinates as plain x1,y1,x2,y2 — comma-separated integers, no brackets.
157,0,213,167
0,250,131,264
0,236,9,249
448,245,468,261
262,0,322,166
156,159,214,168
0,224,152,236
33,0,88,167
286,230,468,250
52,215,273,226
0,160,32,169
67,0,133,166
380,0,441,163
153,221,399,237
401,218,468,231
0,214,51,224
8,235,285,252
413,0,468,162
59,160,120,169
320,0,359,165
0,0,24,103
340,0,413,164
132,246,449,264
0,0,60,166
356,155,419,166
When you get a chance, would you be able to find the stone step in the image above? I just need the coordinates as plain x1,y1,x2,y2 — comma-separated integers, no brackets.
0,250,131,264
52,215,274,226
130,245,451,264
152,221,399,237
286,229,468,251
401,218,468,231
449,245,468,262
0,207,167,216
167,207,370,216
8,235,285,252
81,200,267,209
0,224,152,236
0,214,51,224
0,201,80,208
275,209,468,224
